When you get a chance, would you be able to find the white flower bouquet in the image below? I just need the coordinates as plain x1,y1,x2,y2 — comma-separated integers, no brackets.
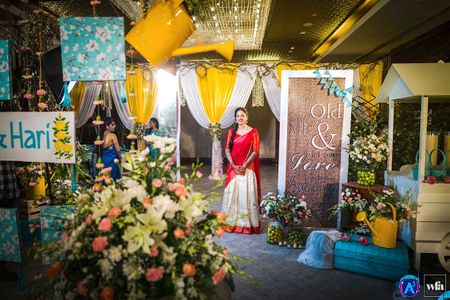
39,136,235,299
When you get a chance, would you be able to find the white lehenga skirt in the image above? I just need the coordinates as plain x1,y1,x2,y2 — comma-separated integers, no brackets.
221,169,260,234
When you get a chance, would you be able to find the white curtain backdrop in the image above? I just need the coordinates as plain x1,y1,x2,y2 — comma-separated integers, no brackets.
180,64,258,179
110,81,134,130
75,83,103,128
259,66,281,121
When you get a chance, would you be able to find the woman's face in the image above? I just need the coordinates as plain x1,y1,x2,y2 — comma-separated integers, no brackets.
150,120,155,129
235,110,248,126
107,122,116,132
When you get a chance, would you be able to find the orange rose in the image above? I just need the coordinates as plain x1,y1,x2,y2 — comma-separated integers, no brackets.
99,287,114,300
48,261,63,279
183,263,196,277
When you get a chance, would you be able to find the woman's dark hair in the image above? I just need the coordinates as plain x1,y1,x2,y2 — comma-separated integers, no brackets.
150,117,159,129
229,107,248,150
104,117,115,127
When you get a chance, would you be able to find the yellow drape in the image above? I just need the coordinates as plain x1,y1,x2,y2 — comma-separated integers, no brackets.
197,65,238,123
275,63,317,84
126,68,158,123
357,61,383,111
71,82,87,116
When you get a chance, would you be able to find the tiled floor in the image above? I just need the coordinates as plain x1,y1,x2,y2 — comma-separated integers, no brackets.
1,162,447,300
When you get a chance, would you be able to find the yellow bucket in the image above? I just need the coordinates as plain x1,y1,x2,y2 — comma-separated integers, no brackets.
25,176,46,200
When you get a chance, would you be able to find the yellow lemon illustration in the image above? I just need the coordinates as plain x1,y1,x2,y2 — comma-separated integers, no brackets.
54,141,64,151
55,131,66,140
62,144,73,152
55,121,67,131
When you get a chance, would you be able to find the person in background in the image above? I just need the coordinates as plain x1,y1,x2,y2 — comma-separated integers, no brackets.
145,117,160,159
102,118,121,180
221,107,261,234
0,161,20,281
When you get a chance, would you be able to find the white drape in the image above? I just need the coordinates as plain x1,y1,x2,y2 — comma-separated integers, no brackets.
259,66,281,121
75,83,103,128
180,64,258,179
110,81,134,130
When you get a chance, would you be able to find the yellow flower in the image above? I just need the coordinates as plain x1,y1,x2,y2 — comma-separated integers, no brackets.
62,144,73,152
54,141,64,151
55,121,67,131
55,131,66,140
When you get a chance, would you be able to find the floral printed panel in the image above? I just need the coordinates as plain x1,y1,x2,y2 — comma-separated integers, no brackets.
0,40,12,100
0,208,22,262
60,17,126,81
40,205,74,242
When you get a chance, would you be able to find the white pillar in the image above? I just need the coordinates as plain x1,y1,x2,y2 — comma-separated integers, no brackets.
387,99,395,171
418,96,429,182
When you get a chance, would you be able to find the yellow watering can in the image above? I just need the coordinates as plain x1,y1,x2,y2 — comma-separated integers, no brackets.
126,0,234,67
356,202,398,248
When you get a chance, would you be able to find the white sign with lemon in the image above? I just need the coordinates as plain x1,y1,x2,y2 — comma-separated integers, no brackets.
0,112,75,163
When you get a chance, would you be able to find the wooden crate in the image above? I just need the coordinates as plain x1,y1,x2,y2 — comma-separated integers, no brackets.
19,199,45,220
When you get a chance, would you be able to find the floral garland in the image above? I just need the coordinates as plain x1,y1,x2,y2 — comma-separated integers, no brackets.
208,122,222,140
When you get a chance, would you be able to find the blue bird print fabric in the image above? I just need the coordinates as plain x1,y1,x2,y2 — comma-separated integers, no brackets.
0,208,22,262
0,40,12,100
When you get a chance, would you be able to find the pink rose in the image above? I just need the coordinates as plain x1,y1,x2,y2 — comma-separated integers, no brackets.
195,171,203,178
100,167,112,175
359,236,368,246
36,89,47,96
145,266,164,282
107,207,121,219
149,247,159,257
85,215,93,225
61,231,69,243
223,248,229,257
92,236,108,252
376,203,383,210
103,176,112,185
167,182,177,192
212,266,227,285
152,178,163,188
341,233,350,241
143,196,152,207
76,283,88,296
173,227,185,239
37,102,48,110
178,178,186,185
98,218,112,232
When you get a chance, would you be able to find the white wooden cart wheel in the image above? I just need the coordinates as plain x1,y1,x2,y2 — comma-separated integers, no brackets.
438,233,450,272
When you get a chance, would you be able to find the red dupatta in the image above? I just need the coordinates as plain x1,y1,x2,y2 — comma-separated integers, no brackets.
225,128,261,204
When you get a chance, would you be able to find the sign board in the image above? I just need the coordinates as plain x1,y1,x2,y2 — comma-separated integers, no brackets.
0,40,12,100
0,112,76,164
278,70,353,227
60,17,126,81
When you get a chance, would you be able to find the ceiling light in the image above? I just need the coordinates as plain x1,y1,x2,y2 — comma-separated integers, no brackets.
299,31,306,35
290,46,295,49
311,13,318,17
303,23,313,27
288,50,293,53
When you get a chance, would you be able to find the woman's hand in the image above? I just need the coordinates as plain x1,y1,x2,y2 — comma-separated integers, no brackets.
235,165,246,175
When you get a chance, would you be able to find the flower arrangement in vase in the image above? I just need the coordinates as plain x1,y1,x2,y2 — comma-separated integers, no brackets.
35,136,235,299
347,132,390,186
261,192,312,226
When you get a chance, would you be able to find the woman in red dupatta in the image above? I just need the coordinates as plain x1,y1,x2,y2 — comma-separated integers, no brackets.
221,107,261,234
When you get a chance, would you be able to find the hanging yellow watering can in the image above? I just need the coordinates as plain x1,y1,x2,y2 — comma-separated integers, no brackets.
125,0,234,67
356,202,398,248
